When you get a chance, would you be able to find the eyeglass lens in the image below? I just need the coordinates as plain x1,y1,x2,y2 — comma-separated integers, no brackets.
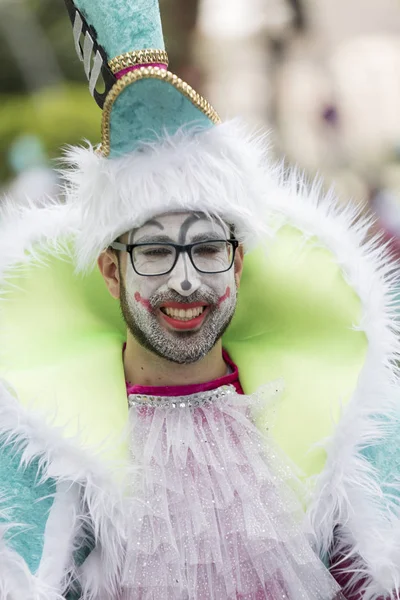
132,241,234,275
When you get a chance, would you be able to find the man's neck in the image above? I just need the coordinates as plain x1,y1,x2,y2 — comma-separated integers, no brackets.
124,334,227,387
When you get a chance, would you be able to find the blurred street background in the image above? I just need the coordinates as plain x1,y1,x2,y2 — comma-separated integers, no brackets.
2,0,400,253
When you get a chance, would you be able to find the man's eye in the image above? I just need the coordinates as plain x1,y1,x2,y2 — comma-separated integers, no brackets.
141,247,172,257
194,243,224,256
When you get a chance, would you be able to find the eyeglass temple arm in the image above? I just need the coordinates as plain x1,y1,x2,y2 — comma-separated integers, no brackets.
109,241,128,251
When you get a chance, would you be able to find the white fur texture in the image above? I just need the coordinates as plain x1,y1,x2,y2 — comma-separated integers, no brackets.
0,199,79,288
37,481,81,591
0,120,400,597
61,121,275,270
0,521,64,600
265,174,400,599
0,380,126,599
0,495,63,600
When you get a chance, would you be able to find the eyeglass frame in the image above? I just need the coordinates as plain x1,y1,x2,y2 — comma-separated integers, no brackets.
110,238,240,277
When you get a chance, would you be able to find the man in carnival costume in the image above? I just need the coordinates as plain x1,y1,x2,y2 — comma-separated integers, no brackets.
0,1,399,599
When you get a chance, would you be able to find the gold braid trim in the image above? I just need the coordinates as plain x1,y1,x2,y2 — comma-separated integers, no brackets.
108,49,169,73
100,67,221,156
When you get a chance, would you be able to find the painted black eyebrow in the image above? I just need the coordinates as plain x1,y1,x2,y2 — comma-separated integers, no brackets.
178,214,230,244
178,214,207,244
129,219,164,243
144,219,164,230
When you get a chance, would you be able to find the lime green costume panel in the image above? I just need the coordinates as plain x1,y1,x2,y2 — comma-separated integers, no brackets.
0,225,366,478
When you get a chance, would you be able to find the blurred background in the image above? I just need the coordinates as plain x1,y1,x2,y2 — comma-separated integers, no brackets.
2,0,400,254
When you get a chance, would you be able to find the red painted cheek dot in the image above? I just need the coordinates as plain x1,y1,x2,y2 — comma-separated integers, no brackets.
134,292,151,311
218,286,231,305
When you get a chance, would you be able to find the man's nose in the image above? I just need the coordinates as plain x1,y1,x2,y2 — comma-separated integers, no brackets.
167,252,201,297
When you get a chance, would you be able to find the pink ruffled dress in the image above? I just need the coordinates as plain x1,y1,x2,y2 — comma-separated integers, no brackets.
121,353,344,600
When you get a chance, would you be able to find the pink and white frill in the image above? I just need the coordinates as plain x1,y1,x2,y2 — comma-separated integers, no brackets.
121,383,344,600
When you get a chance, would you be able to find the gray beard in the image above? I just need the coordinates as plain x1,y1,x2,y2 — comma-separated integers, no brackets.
119,282,237,365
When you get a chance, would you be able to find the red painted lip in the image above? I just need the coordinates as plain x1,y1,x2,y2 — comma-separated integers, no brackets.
159,301,209,309
159,307,209,330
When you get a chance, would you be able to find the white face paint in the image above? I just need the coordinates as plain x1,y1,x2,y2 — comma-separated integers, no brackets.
119,212,238,364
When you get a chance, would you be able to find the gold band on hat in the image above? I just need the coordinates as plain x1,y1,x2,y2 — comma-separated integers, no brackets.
108,49,169,74
100,66,221,156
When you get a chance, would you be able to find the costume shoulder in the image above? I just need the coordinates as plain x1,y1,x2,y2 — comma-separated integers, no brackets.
0,372,126,598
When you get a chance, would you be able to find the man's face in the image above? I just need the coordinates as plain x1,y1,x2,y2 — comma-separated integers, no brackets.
117,212,242,364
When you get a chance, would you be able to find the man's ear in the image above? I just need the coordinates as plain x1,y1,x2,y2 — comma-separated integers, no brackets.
97,249,121,299
234,244,245,288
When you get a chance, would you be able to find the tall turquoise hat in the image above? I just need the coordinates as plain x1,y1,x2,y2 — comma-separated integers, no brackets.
64,0,220,157
62,0,268,270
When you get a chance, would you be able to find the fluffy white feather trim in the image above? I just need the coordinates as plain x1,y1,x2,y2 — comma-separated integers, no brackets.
0,380,126,599
0,521,64,600
1,124,400,597
61,120,275,270
266,174,400,599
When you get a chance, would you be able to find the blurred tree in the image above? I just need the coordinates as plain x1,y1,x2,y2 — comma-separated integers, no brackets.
0,0,85,94
0,0,201,183
0,0,199,95
287,0,306,31
0,85,100,182
160,0,199,73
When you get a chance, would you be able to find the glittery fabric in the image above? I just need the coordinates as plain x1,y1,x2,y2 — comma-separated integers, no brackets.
0,442,56,573
122,383,345,599
73,0,165,58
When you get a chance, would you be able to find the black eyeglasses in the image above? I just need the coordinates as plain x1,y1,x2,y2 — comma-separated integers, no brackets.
110,239,239,277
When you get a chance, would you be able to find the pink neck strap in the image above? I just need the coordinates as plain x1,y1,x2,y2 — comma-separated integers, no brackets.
126,350,244,397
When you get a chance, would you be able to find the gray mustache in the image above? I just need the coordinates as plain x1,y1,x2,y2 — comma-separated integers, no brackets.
149,289,219,309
